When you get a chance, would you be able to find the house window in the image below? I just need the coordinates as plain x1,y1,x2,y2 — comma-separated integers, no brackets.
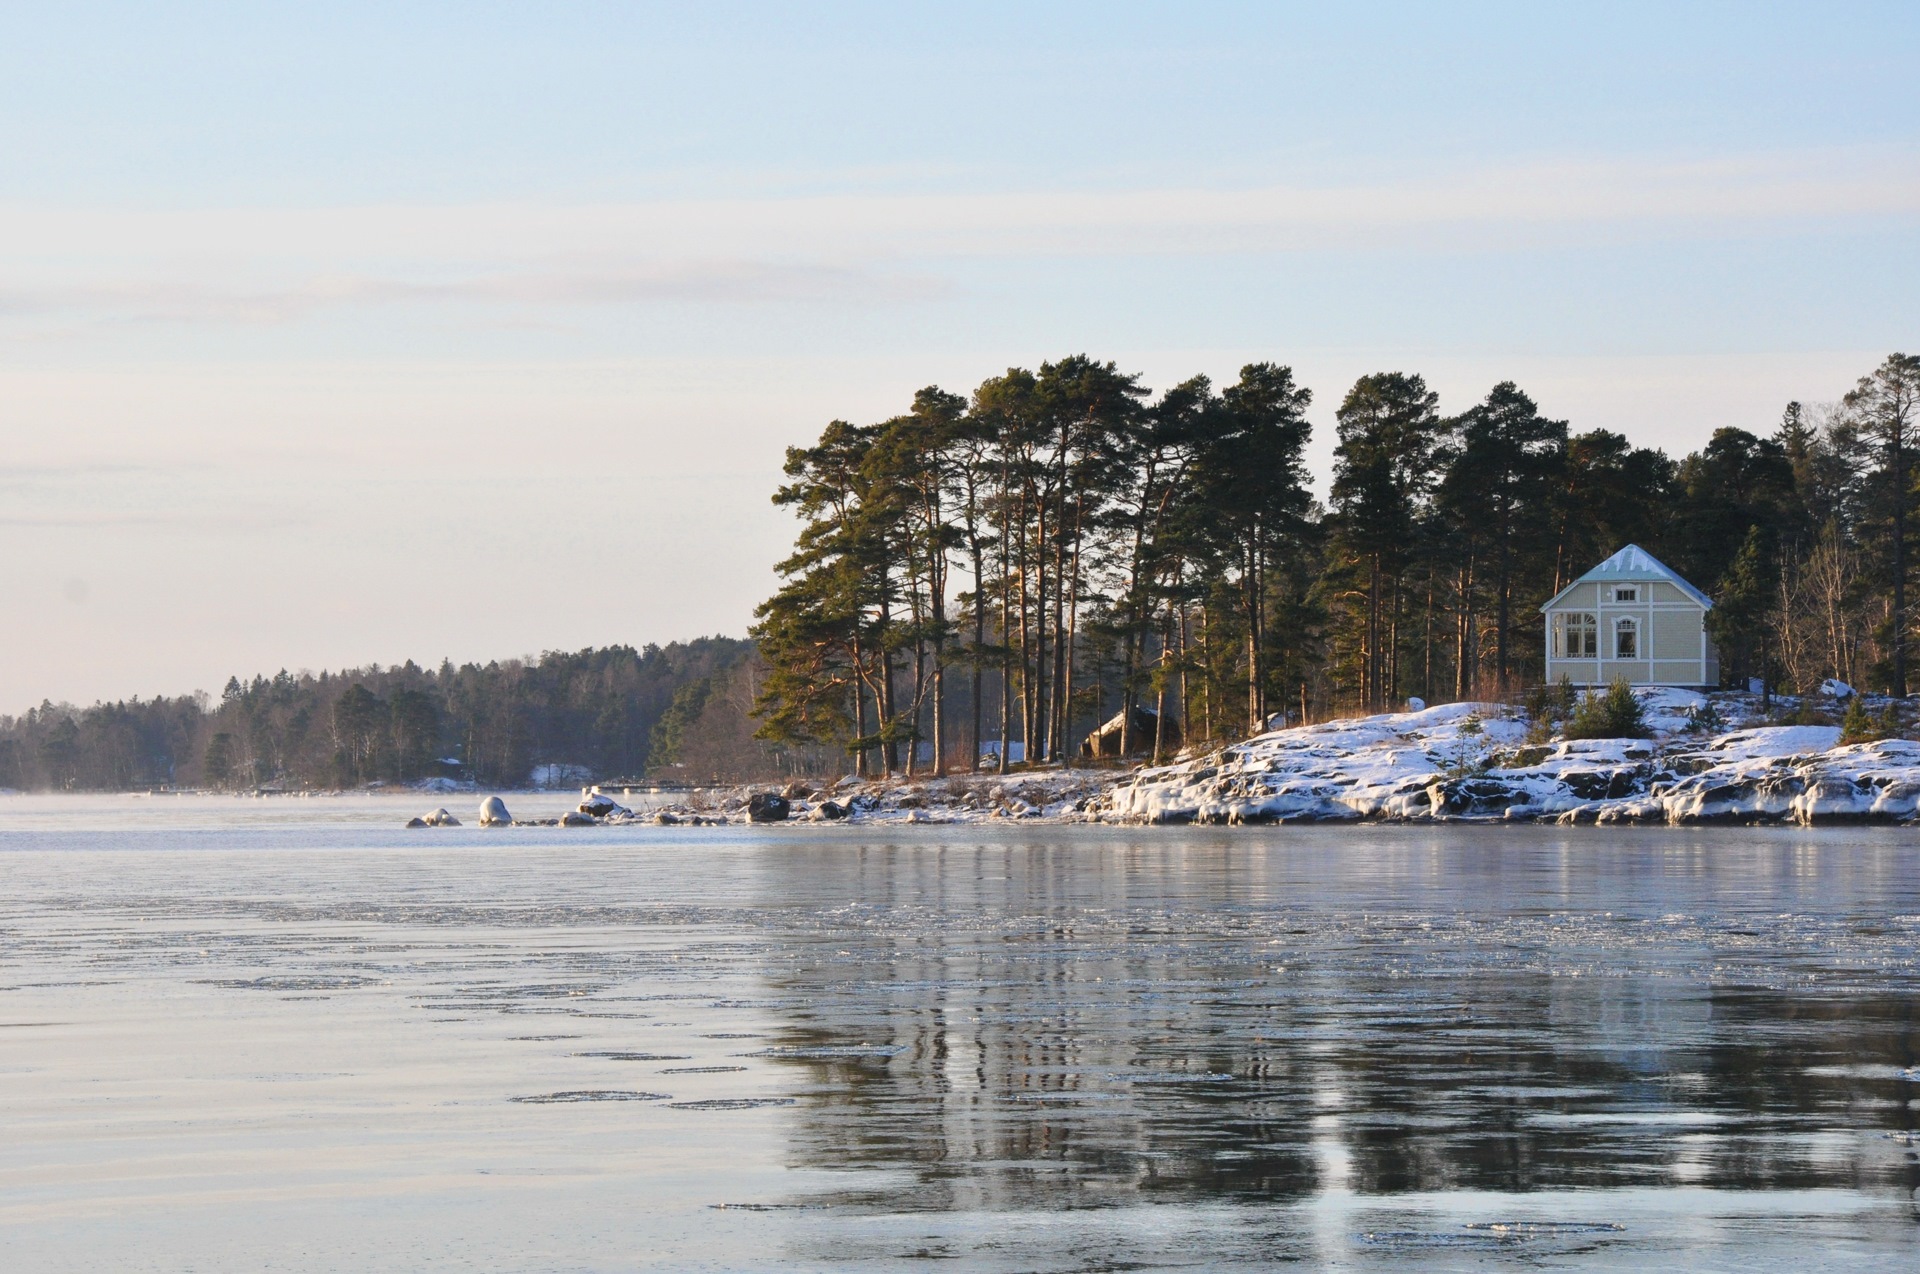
1612,586,1637,603
1558,612,1597,658
1615,617,1638,659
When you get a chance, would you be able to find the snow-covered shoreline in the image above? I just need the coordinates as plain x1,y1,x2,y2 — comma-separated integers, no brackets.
432,687,1920,830
1090,696,1920,827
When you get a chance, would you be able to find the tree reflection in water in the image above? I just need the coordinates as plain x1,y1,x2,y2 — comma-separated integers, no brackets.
742,828,1920,1217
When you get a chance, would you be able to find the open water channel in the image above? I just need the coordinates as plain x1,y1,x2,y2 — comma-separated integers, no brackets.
1,794,1916,1270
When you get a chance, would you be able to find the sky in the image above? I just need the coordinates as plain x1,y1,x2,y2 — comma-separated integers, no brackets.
2,2,1917,710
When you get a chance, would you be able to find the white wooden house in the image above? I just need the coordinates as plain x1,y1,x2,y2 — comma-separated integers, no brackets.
1540,545,1718,688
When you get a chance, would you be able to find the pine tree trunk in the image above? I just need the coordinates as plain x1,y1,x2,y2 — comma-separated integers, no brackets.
1895,427,1908,697
1059,512,1082,765
1244,535,1263,733
1153,604,1172,765
1200,605,1213,742
971,541,986,772
1178,600,1190,739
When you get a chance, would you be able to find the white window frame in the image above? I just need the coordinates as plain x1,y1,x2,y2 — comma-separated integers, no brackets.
1558,611,1597,658
1611,585,1638,603
1614,617,1639,659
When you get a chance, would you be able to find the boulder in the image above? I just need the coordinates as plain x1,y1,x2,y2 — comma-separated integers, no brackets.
1406,697,1427,711
405,816,430,828
782,781,815,799
747,792,791,823
478,796,513,826
1428,777,1532,817
652,810,683,826
560,810,596,827
427,807,460,826
1558,767,1646,802
578,789,630,819
814,799,849,820
1820,678,1855,699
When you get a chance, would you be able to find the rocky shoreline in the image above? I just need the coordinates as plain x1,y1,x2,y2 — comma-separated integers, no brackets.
410,689,1920,830
1096,705,1920,826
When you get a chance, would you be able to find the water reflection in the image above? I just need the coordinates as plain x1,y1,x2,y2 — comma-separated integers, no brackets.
748,830,1920,1213
4,814,1916,1268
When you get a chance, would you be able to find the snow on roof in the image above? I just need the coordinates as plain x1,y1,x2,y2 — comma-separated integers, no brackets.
1541,544,1712,612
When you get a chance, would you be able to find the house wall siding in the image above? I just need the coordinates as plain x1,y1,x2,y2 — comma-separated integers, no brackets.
1558,582,1600,610
1544,589,1713,687
1652,620,1699,661
1647,582,1690,605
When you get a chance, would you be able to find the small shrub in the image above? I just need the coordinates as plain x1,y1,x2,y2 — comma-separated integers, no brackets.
1524,676,1578,724
1523,676,1579,743
1775,700,1833,726
1563,680,1647,740
1445,714,1488,779
1839,697,1901,745
1688,699,1724,734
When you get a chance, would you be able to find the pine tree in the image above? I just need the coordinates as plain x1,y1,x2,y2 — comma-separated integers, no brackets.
1328,372,1447,710
1438,382,1566,691
1841,354,1920,696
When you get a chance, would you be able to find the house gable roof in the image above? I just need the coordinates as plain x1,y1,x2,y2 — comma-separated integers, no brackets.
1539,544,1713,612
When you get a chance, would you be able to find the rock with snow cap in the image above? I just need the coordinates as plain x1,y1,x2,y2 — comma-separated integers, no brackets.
578,789,630,819
746,792,791,823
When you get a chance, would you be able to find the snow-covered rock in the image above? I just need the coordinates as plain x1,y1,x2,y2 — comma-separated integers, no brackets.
1093,702,1524,824
578,788,631,819
1684,725,1842,764
1079,694,1920,828
1634,687,1709,735
478,795,513,826
1821,678,1855,699
1556,731,1920,826
747,792,791,823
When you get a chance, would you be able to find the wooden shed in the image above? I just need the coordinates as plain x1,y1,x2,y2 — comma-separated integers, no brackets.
1082,706,1179,758
1540,545,1719,688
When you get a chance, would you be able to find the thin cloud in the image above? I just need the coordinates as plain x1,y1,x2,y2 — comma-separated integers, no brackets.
0,147,1911,327
0,260,950,326
0,509,313,531
1,145,1912,252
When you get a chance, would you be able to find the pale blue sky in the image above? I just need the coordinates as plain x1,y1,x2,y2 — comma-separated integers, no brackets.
2,3,1916,707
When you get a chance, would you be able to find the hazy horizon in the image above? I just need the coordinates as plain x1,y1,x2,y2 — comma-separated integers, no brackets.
4,3,1916,709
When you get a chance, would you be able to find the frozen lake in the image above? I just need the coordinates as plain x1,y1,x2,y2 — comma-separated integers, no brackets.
1,794,1917,1270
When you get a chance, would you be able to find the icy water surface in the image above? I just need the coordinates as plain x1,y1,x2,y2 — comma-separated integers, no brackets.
1,794,1917,1270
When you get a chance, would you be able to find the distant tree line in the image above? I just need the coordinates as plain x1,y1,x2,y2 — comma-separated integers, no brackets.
751,352,1920,774
0,639,754,792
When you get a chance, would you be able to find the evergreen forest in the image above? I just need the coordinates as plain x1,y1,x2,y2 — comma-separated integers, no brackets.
751,353,1920,775
0,639,762,792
